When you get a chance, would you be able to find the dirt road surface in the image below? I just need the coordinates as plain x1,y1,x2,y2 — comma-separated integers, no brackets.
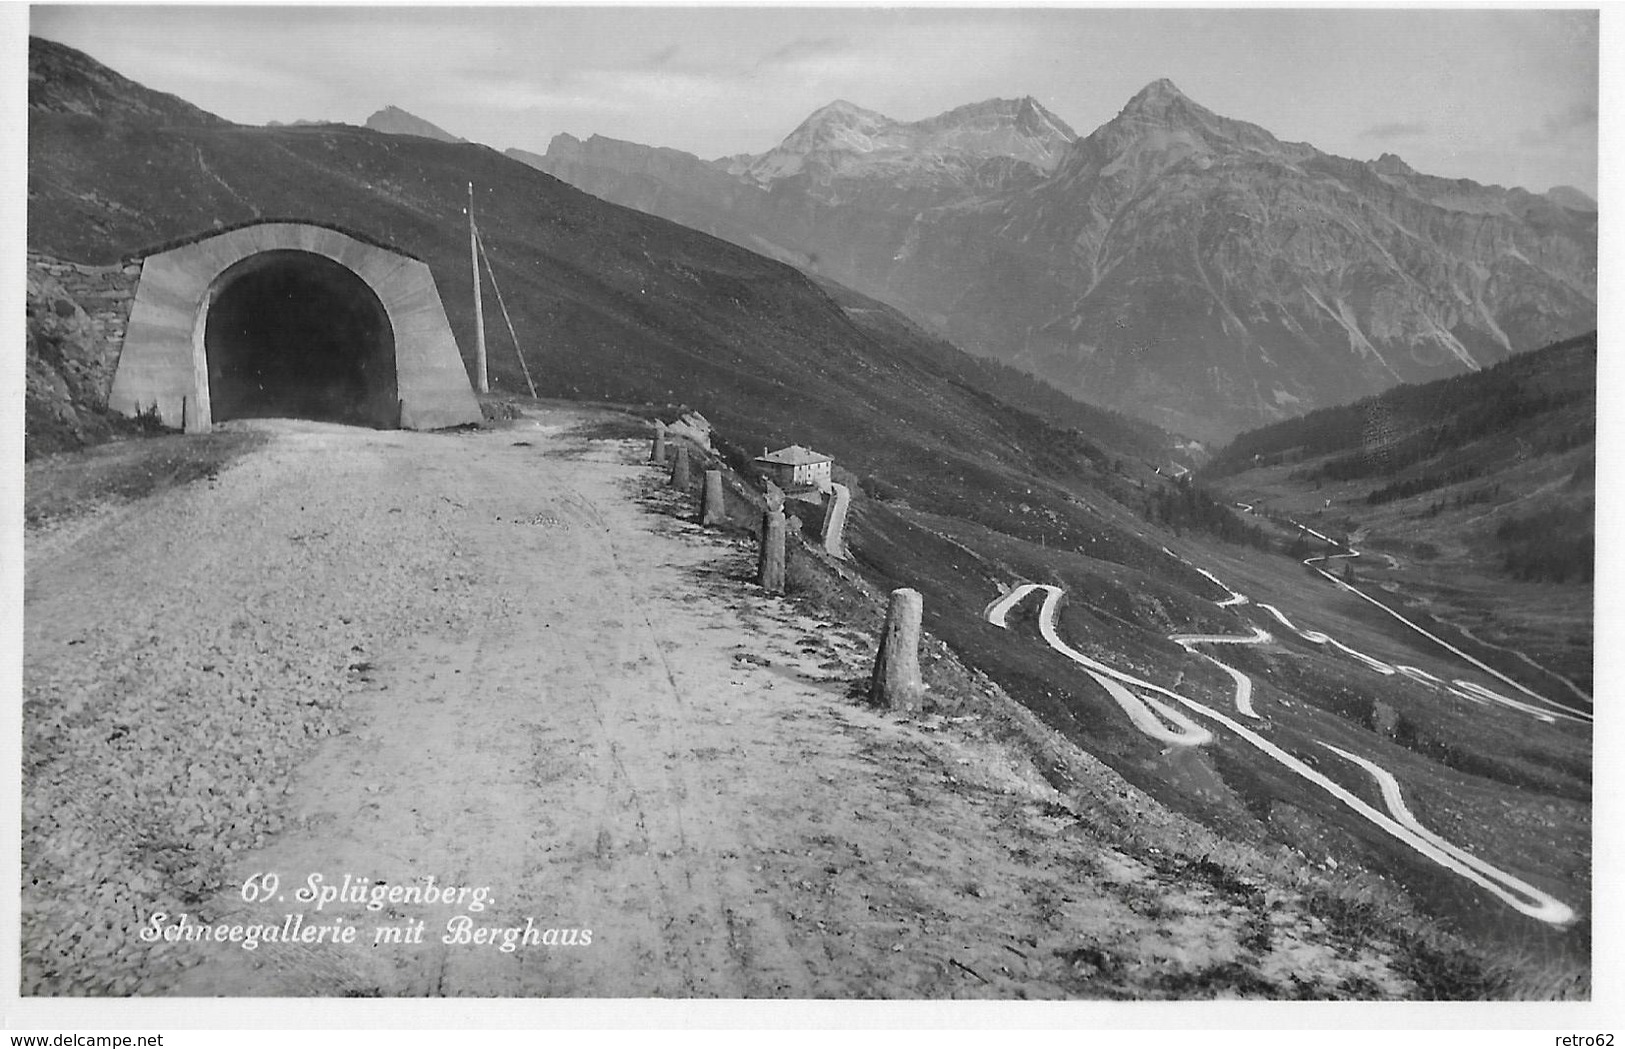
23,409,1415,998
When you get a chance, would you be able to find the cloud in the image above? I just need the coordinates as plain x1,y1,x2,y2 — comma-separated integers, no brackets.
1359,120,1431,140
642,44,681,68
1517,99,1598,146
444,64,737,122
760,36,850,66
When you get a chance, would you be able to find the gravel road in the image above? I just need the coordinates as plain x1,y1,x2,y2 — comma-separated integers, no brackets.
23,410,1417,998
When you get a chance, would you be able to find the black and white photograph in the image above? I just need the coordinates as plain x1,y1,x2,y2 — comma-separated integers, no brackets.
11,1,1606,1032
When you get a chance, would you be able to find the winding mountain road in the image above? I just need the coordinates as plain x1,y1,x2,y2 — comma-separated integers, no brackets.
985,587,1212,747
983,572,1577,927
1261,510,1593,724
1169,626,1267,718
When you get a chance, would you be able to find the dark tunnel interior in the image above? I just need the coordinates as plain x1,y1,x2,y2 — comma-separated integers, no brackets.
205,250,398,428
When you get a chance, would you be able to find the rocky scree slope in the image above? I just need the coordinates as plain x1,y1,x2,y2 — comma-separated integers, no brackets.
520,80,1596,443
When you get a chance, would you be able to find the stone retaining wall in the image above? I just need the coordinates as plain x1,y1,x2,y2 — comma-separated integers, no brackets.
28,252,144,375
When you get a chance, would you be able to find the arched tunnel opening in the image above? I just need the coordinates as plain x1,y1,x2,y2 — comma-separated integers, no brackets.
204,249,399,427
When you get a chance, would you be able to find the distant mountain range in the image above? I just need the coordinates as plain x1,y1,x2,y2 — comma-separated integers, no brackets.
721,96,1076,188
1544,185,1597,212
515,81,1597,442
264,106,464,143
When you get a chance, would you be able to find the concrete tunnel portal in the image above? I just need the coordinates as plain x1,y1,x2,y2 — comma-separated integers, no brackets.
110,221,483,434
204,249,399,428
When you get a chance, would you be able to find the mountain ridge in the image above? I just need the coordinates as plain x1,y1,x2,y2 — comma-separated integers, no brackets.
365,104,463,143
725,93,1077,187
27,35,230,126
1545,185,1598,212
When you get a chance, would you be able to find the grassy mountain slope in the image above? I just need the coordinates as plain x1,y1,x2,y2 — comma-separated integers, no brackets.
1203,332,1595,693
28,36,229,126
810,275,1177,463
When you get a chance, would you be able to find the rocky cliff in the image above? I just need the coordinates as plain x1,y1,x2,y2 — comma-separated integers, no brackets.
25,255,146,458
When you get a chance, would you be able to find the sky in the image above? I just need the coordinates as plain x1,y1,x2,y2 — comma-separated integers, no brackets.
28,5,1602,197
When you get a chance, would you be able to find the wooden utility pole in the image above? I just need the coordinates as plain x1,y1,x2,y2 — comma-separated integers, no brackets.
468,182,488,393
476,230,538,399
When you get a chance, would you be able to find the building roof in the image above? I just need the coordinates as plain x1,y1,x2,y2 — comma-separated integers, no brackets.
756,445,832,466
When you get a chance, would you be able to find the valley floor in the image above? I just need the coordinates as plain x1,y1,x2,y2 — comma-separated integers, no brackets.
24,409,1472,1003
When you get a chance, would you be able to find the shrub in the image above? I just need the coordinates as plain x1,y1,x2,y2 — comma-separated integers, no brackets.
134,401,169,435
1495,506,1593,583
863,474,898,503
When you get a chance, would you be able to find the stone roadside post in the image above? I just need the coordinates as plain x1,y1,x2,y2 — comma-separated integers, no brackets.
758,509,786,594
870,588,925,712
670,443,691,490
701,469,726,526
651,420,667,464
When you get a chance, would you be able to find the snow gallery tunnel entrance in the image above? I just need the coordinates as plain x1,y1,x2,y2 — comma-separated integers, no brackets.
205,250,398,428
110,221,482,433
